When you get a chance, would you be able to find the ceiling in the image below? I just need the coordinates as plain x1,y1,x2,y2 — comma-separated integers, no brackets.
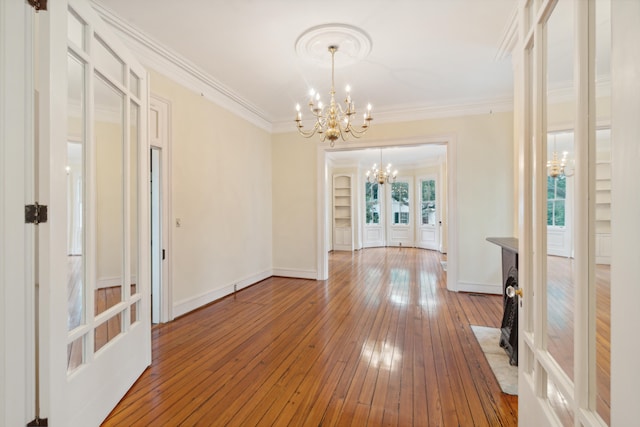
94,0,517,133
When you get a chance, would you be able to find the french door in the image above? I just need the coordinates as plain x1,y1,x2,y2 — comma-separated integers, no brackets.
38,0,150,425
385,178,413,247
416,176,439,250
516,0,618,425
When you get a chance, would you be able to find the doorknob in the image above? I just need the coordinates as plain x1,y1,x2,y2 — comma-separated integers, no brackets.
506,285,523,298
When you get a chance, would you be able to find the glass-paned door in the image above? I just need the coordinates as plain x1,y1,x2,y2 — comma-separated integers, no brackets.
516,0,612,426
363,181,384,247
38,0,150,425
386,179,413,247
416,177,438,250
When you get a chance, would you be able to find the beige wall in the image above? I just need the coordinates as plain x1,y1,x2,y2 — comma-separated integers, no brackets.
149,70,273,314
273,112,514,292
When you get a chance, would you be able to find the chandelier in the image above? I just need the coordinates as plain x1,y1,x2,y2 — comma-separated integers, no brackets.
547,134,572,178
295,45,372,147
366,150,397,185
547,150,569,178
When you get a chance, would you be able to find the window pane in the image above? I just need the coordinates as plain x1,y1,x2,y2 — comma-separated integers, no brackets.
391,182,409,225
365,182,380,224
554,200,565,227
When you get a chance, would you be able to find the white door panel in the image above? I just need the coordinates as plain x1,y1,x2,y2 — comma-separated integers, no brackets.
386,179,413,247
417,176,439,250
38,0,150,425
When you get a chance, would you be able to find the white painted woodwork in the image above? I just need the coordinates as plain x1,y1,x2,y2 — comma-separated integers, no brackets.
149,96,173,323
0,1,34,424
333,174,354,251
610,0,640,423
516,0,622,426
38,1,151,425
416,175,439,250
386,177,414,247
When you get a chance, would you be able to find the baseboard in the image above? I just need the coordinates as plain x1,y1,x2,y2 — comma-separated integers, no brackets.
457,281,502,295
97,276,121,289
173,269,272,318
271,268,318,280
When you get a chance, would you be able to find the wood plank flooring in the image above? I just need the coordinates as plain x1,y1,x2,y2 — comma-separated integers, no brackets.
102,248,517,426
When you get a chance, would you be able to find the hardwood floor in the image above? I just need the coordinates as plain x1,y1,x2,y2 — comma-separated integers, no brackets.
102,248,517,426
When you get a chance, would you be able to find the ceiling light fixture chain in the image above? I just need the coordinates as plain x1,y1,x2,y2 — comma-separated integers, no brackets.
295,45,372,147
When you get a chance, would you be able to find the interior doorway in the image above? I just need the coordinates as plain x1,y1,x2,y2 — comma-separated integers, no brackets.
318,138,457,291
150,147,162,324
149,96,172,323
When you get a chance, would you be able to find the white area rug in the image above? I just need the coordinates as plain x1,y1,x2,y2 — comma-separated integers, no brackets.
471,325,518,395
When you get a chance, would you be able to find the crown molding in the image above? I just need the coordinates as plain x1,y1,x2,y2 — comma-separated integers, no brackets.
272,96,514,134
495,5,519,61
91,1,517,137
91,1,272,132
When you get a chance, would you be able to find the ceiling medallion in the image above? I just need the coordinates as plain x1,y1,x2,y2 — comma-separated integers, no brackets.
294,24,373,145
295,24,372,68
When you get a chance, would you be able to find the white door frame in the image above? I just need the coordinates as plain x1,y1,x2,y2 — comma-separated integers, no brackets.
149,95,173,323
515,0,634,425
0,1,35,424
386,176,414,247
317,136,459,292
416,174,439,250
362,179,385,248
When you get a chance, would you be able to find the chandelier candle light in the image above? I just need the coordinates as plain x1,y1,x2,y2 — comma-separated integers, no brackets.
295,45,372,146
366,150,398,185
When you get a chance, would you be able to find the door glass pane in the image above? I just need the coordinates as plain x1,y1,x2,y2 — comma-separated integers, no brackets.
365,182,380,224
94,75,124,315
421,179,436,225
130,102,139,296
67,9,85,51
94,35,124,85
67,336,84,373
391,182,409,225
547,377,575,427
94,312,123,353
594,0,611,423
67,53,85,334
545,0,575,382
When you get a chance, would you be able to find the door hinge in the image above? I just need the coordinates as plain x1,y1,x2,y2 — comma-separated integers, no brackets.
162,249,166,260
26,0,48,11
25,203,48,224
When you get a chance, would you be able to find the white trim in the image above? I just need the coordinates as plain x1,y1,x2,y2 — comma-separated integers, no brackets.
90,1,272,133
316,134,458,292
272,268,318,280
149,95,173,323
172,269,272,318
456,281,502,295
273,97,514,134
0,1,34,424
495,5,519,61
91,1,516,137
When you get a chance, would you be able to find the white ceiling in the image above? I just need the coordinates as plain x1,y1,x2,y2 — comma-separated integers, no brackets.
94,0,517,130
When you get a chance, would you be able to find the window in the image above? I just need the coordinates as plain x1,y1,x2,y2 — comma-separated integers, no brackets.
421,179,436,225
391,182,410,225
365,182,380,224
547,175,566,226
